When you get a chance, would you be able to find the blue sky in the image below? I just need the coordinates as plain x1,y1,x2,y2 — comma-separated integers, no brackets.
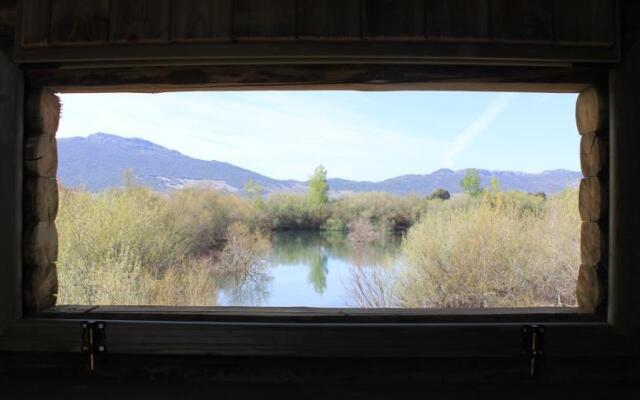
58,91,579,181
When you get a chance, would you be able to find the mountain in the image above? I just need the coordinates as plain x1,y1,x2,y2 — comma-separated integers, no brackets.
57,133,581,196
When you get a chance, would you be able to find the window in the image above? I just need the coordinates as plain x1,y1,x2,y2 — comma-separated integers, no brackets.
42,88,584,310
5,64,616,357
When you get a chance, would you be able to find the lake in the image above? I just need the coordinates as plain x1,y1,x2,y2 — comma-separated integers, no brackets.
215,231,404,307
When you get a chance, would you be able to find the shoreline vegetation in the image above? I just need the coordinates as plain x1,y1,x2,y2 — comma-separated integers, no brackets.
57,167,579,308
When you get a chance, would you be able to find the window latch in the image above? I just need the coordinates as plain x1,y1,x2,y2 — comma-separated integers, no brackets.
521,325,544,377
81,321,106,372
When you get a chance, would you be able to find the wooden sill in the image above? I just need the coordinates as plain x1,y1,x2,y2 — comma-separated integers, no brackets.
33,305,600,323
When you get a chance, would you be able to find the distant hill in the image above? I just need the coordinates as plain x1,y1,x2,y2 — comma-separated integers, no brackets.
58,133,581,196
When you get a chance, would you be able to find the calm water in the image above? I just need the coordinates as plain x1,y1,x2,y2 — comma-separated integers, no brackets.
216,231,403,307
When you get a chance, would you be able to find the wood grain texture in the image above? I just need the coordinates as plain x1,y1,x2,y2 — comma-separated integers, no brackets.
23,177,58,222
50,0,109,44
576,263,607,313
171,0,232,42
3,318,637,357
576,87,608,134
110,0,170,43
25,64,604,94
556,0,615,45
23,221,58,268
20,0,50,47
297,0,361,40
233,0,296,40
24,89,60,135
24,133,57,178
363,0,425,40
426,0,490,41
41,305,590,324
0,48,22,334
23,263,58,312
580,132,608,177
581,221,606,266
610,38,640,335
491,0,555,42
579,177,607,222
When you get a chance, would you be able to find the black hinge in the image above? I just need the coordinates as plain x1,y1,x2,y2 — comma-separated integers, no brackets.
521,325,544,377
81,321,106,372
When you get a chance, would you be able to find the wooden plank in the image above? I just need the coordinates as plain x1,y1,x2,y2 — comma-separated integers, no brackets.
0,48,22,333
1,318,637,357
24,64,604,94
42,305,594,324
50,0,109,45
610,38,640,335
171,0,232,42
13,41,621,65
491,0,555,42
20,0,50,47
0,2,16,38
297,0,361,40
363,0,425,40
110,0,170,43
426,0,490,41
556,0,615,45
233,0,296,40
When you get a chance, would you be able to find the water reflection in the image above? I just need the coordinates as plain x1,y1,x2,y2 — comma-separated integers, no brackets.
216,231,403,307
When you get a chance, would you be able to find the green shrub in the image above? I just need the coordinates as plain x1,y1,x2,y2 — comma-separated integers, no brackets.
398,190,579,308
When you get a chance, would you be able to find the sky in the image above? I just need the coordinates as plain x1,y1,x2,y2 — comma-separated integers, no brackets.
57,91,579,182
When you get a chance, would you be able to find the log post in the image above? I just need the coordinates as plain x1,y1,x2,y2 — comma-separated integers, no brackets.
610,41,640,335
0,48,22,333
22,88,60,312
576,86,609,314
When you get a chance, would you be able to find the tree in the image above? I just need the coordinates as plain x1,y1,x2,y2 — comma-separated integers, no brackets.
489,177,500,193
308,165,329,206
122,168,139,188
244,179,264,207
429,188,451,201
460,169,482,197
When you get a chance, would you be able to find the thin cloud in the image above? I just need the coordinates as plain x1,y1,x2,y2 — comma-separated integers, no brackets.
442,93,515,168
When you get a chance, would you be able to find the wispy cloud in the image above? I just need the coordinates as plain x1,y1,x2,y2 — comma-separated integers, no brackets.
442,93,515,168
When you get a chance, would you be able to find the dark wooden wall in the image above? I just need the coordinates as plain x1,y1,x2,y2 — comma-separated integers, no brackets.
15,0,618,64
1,0,640,398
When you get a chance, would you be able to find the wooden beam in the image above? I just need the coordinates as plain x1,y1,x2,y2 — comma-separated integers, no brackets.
610,41,640,335
23,64,605,94
0,47,22,334
1,318,637,357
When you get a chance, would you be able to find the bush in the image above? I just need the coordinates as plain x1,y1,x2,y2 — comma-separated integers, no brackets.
217,223,271,277
57,186,217,305
429,188,451,200
165,186,252,255
398,190,579,308
265,193,326,230
329,192,428,232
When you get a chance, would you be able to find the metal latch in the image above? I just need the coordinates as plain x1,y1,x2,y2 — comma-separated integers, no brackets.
81,321,106,372
521,325,544,377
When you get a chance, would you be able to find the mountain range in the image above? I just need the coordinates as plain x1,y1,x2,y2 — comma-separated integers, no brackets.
57,133,581,196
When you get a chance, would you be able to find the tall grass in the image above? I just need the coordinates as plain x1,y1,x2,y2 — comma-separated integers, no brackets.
57,182,579,308
57,185,264,305
395,189,579,308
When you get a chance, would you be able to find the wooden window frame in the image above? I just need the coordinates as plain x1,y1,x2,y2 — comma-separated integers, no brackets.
1,62,638,358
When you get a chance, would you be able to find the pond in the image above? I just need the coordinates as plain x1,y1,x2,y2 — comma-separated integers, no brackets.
215,231,404,307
